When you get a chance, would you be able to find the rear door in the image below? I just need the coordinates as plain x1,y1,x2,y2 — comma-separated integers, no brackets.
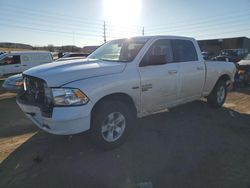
0,55,21,75
139,39,179,114
171,39,205,101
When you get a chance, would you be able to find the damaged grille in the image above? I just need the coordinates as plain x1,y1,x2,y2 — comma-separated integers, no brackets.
18,75,53,118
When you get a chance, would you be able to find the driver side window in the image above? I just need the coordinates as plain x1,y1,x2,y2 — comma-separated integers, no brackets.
0,55,21,66
140,39,173,67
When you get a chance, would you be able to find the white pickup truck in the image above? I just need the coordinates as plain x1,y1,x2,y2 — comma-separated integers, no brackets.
17,36,236,149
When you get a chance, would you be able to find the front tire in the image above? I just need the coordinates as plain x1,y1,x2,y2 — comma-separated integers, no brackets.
90,100,134,150
207,80,227,108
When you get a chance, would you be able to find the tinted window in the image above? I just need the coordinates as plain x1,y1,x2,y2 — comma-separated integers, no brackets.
172,40,198,62
140,39,173,66
0,55,21,65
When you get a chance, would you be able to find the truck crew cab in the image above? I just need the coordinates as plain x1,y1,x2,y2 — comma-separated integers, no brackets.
16,36,236,149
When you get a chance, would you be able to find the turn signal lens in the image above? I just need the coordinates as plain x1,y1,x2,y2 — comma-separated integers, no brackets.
239,70,245,75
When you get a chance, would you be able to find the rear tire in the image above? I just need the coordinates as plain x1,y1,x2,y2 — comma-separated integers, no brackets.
207,80,227,108
90,100,134,150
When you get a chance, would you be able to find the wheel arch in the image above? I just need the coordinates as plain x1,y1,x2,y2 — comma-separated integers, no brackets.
206,73,231,97
218,74,231,82
217,74,232,89
91,92,138,121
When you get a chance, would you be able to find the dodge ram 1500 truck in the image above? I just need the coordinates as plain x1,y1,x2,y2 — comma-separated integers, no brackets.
17,36,236,149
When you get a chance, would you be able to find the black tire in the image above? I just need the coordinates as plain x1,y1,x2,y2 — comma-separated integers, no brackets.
207,80,227,108
90,100,134,150
243,80,250,86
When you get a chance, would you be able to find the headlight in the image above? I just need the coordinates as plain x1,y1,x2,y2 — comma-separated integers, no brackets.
51,88,89,106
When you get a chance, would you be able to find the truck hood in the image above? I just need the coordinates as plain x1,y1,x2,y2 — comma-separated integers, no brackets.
23,58,126,86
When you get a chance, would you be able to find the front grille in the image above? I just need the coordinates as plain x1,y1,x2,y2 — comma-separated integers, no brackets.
18,75,53,118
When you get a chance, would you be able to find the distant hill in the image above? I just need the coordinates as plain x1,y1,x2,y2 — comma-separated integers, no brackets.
0,42,82,52
0,42,33,50
33,45,82,52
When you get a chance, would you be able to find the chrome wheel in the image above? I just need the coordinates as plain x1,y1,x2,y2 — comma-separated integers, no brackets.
217,86,225,104
101,112,126,142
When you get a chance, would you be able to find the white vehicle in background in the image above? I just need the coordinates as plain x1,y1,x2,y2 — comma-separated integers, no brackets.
61,52,89,58
0,51,53,76
17,36,236,149
55,56,87,62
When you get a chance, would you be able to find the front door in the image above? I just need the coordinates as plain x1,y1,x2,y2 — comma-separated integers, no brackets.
138,39,179,114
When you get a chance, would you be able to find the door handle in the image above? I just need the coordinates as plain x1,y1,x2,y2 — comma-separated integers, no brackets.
197,66,204,71
22,65,27,66
168,70,178,74
15,65,20,67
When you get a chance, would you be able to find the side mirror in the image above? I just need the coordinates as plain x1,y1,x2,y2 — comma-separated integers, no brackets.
140,55,167,67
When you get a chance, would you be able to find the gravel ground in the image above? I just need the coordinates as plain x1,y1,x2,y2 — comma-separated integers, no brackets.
0,86,250,188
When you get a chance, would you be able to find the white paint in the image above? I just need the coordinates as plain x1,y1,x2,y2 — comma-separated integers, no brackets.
0,51,53,76
17,36,236,135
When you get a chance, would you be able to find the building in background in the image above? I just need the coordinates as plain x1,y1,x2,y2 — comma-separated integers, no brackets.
198,37,250,53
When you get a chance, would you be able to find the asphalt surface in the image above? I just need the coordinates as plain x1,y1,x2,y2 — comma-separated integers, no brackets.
0,88,250,188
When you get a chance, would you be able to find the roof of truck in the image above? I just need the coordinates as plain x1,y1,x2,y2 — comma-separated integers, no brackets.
117,35,195,41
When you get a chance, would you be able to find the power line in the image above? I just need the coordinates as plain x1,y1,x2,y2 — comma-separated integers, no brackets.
0,8,142,36
0,22,102,38
146,13,250,32
106,25,142,33
0,21,138,44
0,3,144,31
145,8,250,29
0,3,103,25
0,1,249,45
146,18,250,34
0,9,104,32
195,27,250,38
0,16,103,35
105,21,143,29
0,7,103,28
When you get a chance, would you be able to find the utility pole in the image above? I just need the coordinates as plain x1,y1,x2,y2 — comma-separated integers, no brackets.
73,31,75,46
142,26,144,36
103,21,106,43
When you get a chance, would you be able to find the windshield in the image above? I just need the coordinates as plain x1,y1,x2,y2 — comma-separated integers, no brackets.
243,53,250,60
88,38,148,62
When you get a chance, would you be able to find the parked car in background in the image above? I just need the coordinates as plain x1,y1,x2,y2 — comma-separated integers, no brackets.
213,49,248,63
17,36,236,149
201,51,217,60
2,73,23,92
236,53,250,85
0,51,53,76
56,56,87,62
62,52,89,58
0,51,6,56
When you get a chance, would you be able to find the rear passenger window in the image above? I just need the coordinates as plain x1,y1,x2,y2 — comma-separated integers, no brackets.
172,40,198,62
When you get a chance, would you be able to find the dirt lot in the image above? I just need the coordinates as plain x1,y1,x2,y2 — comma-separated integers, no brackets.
0,83,250,188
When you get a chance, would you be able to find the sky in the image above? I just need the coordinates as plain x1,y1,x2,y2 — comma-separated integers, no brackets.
0,0,249,47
